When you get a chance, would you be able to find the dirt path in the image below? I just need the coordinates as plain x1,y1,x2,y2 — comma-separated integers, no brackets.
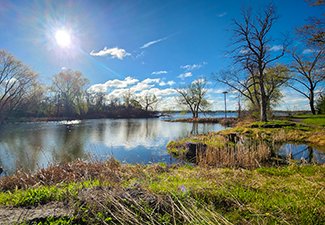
0,202,73,225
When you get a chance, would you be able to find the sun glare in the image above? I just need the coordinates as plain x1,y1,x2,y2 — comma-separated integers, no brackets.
55,29,71,48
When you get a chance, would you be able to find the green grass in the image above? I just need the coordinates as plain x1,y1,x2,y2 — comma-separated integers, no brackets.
143,165,325,224
20,217,80,225
291,114,325,127
0,179,101,206
1,161,324,224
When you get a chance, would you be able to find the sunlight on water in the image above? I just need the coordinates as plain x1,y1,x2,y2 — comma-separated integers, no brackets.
58,120,82,125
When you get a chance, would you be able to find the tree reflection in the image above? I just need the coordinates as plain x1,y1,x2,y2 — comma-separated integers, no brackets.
51,125,87,163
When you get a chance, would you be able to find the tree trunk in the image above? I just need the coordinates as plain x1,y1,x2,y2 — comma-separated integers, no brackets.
309,91,316,115
259,72,268,122
192,111,196,118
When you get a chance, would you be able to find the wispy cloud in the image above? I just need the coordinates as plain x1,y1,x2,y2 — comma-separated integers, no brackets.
302,48,316,54
269,45,283,52
140,37,167,49
177,72,192,79
90,47,131,59
152,70,168,75
180,62,207,71
217,12,227,18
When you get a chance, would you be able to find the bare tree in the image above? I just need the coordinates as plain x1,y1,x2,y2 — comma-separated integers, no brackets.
51,69,88,116
216,64,290,115
0,50,38,121
289,50,325,114
297,0,324,47
141,93,158,111
231,4,287,121
176,79,209,118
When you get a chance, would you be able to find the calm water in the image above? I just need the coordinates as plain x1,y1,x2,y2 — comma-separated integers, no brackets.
278,143,325,164
1,112,322,176
0,113,227,175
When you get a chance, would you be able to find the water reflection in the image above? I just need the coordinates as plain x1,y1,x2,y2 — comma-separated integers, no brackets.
0,118,225,175
278,143,325,164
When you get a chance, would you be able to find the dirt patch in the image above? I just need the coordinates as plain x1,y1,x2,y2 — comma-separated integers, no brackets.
0,202,72,225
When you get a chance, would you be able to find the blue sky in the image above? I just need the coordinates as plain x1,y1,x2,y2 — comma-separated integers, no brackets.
0,0,323,110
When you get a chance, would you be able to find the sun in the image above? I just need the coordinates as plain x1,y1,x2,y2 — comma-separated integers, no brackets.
55,29,71,48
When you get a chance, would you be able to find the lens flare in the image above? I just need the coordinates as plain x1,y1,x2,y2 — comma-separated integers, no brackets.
55,29,71,48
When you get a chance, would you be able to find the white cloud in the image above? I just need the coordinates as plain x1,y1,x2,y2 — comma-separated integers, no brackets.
140,37,167,49
177,72,192,79
88,76,138,93
208,88,227,94
105,76,139,88
87,83,108,93
87,77,180,110
302,48,316,54
269,45,283,52
167,81,176,86
217,12,227,18
90,47,131,59
180,62,207,71
142,78,161,84
130,81,155,93
151,70,168,75
137,88,176,98
159,80,175,86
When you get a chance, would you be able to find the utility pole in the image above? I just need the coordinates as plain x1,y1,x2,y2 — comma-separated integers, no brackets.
222,91,228,119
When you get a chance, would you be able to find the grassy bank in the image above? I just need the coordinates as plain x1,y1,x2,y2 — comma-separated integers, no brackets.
0,160,324,224
165,117,238,126
167,120,325,167
290,114,325,127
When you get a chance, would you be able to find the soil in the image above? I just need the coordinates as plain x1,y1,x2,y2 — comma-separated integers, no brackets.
0,202,72,225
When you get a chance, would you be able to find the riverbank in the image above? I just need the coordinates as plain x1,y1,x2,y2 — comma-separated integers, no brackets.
0,160,324,224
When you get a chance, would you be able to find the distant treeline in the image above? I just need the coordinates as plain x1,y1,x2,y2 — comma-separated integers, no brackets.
0,55,159,123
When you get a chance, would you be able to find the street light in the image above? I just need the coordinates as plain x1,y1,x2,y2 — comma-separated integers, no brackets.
222,91,228,119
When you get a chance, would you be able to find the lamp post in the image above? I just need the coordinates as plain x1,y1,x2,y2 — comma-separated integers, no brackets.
222,91,228,119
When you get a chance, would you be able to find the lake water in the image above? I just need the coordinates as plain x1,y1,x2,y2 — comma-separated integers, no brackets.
1,112,323,176
278,143,325,164
0,113,228,175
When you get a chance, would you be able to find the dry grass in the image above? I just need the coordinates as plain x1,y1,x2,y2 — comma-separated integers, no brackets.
168,132,273,168
76,186,232,225
0,158,124,191
196,140,271,168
